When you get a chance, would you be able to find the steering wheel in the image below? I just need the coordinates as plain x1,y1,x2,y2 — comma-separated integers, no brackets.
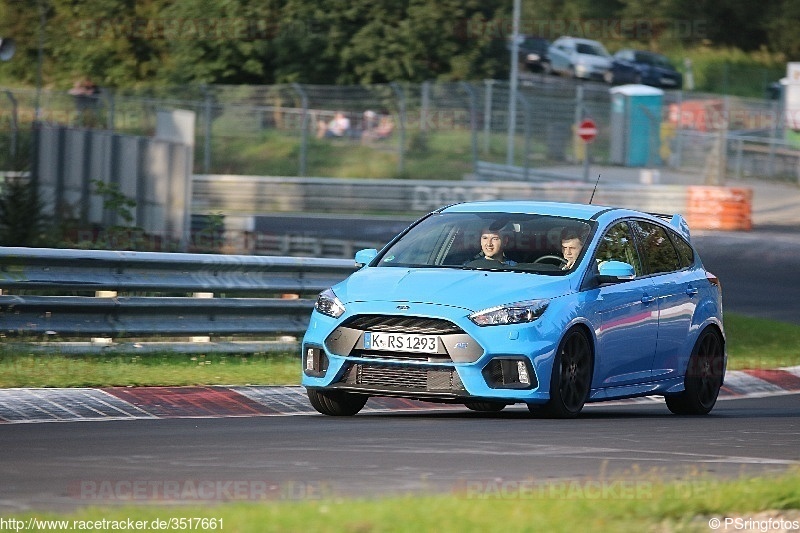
533,255,568,266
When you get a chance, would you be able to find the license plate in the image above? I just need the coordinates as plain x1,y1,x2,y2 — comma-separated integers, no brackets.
363,332,439,353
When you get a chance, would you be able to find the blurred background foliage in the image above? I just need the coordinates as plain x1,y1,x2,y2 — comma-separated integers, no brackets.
0,0,795,95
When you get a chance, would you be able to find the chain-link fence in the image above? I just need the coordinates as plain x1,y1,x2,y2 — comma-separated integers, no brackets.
2,79,798,183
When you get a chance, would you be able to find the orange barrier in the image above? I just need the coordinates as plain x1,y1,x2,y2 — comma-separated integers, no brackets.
685,186,752,231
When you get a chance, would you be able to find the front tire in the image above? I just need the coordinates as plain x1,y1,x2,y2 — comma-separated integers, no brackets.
539,328,593,418
464,401,506,412
665,329,724,415
566,65,576,79
307,389,368,416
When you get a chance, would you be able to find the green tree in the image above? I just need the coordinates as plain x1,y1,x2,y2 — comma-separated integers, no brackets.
335,0,509,84
0,175,46,246
766,0,800,60
157,0,280,85
48,0,168,88
0,0,55,86
1,0,797,88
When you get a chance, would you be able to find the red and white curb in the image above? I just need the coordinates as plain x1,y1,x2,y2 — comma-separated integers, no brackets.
0,367,798,424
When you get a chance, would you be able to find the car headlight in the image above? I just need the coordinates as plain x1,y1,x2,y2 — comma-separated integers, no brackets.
468,299,549,326
315,288,346,318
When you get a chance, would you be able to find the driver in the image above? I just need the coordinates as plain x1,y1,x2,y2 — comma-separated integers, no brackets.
561,229,584,270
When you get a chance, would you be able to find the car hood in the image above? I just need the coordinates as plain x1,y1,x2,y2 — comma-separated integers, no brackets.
333,267,573,312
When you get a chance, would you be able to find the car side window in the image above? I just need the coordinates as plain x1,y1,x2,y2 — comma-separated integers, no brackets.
594,221,642,276
632,221,682,274
669,230,695,268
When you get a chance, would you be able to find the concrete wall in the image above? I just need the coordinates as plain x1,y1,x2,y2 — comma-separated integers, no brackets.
35,125,193,245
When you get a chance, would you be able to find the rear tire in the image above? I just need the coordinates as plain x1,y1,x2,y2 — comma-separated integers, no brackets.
665,329,724,415
540,328,593,419
307,389,368,416
464,401,506,412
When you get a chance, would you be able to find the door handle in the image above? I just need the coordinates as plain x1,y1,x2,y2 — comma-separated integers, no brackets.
641,294,656,304
686,286,699,296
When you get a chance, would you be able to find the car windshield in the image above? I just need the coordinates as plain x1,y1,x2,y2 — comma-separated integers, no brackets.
634,52,673,68
521,37,548,52
375,212,594,274
576,42,609,57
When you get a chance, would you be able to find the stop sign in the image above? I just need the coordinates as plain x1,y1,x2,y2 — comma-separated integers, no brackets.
577,118,598,143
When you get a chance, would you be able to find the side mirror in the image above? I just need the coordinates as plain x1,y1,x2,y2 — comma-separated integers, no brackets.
0,38,15,62
354,248,378,267
598,260,635,284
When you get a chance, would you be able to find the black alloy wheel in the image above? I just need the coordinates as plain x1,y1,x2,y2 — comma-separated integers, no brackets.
666,329,724,415
531,328,593,418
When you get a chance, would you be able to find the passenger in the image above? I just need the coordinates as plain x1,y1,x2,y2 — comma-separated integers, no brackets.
561,229,584,270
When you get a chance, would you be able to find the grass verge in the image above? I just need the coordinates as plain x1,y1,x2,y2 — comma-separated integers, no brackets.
0,351,300,388
11,469,800,532
725,314,800,370
0,313,797,388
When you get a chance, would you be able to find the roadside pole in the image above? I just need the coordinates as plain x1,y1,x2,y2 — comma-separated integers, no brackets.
577,118,598,182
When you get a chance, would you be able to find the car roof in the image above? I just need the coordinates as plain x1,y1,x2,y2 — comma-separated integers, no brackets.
439,200,612,220
439,201,691,239
553,36,603,46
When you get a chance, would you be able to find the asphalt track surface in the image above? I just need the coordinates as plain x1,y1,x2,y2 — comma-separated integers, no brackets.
691,230,800,324
1,394,798,511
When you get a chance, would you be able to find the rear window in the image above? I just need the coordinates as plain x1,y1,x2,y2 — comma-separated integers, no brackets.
631,221,682,274
670,231,695,268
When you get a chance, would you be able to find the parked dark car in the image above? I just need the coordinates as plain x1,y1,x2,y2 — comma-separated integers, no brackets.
509,35,551,73
606,49,683,89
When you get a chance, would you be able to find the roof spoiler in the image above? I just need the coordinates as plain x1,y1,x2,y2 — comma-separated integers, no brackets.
648,212,691,241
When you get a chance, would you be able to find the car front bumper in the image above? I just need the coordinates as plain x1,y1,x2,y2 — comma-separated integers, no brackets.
300,305,558,404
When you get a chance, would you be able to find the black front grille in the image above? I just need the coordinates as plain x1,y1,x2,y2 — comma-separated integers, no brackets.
343,315,463,335
341,363,464,392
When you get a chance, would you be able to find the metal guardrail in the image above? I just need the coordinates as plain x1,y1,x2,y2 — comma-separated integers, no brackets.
253,234,383,258
475,161,576,182
0,247,357,339
0,247,355,293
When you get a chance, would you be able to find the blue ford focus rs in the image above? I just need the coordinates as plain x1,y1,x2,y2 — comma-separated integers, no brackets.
301,201,726,418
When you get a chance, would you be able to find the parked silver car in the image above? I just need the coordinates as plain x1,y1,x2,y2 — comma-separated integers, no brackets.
548,36,612,81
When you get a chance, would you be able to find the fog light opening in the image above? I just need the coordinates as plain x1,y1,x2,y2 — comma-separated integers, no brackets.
482,358,537,389
304,346,328,377
517,360,530,385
